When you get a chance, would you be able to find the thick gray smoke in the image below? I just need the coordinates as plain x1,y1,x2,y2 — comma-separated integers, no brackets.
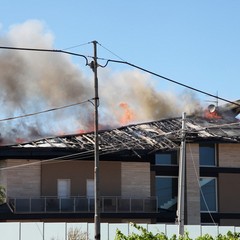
0,20,201,145
99,70,201,126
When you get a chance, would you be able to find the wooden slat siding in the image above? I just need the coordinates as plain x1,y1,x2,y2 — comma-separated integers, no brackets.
186,143,201,224
6,159,41,198
219,144,240,167
121,162,150,198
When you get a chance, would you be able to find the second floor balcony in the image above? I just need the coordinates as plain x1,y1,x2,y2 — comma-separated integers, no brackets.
8,196,158,214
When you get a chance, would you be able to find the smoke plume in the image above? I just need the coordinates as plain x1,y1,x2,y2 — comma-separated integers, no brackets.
0,20,201,145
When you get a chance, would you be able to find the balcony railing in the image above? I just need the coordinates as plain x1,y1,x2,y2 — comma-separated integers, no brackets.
8,196,158,214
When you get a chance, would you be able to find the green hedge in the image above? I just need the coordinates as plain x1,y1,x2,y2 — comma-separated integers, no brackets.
115,223,240,240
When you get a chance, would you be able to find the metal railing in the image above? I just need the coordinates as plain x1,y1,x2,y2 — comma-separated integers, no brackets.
8,196,158,214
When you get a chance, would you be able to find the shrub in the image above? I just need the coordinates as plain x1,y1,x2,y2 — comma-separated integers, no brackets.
115,223,240,240
0,186,6,204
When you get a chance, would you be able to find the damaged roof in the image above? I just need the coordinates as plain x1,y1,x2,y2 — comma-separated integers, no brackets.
8,114,240,155
1,101,240,159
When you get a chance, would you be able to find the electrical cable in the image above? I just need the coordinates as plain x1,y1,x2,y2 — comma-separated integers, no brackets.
1,44,240,109
0,46,90,66
61,41,91,51
0,99,93,122
0,147,130,171
97,42,125,62
98,57,240,108
96,42,240,108
1,43,240,144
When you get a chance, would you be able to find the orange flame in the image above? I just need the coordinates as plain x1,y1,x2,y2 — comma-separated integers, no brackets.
119,102,136,125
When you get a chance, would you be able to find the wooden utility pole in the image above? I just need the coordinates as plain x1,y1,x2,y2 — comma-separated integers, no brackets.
92,40,100,240
177,112,186,236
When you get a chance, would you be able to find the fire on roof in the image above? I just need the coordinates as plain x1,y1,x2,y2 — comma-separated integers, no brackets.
1,100,240,159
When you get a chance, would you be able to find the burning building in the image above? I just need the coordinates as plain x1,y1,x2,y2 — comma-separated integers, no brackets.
0,101,240,226
1,20,240,226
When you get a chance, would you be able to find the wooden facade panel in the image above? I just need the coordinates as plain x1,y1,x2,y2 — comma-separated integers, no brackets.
219,144,240,167
186,144,200,225
6,159,41,198
121,162,150,198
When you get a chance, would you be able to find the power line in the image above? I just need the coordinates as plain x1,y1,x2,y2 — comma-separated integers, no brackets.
96,43,240,107
98,57,240,108
0,148,127,171
1,44,240,109
2,44,238,130
0,45,90,65
2,118,239,171
0,99,92,122
61,41,91,51
97,42,125,62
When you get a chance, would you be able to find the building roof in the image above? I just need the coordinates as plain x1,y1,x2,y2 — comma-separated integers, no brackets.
8,113,240,154
0,101,239,160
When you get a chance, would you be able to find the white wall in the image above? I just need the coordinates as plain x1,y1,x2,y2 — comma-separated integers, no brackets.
0,222,239,240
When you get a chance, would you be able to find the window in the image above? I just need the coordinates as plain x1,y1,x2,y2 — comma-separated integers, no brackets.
199,143,216,166
200,177,217,212
155,151,178,165
155,176,178,211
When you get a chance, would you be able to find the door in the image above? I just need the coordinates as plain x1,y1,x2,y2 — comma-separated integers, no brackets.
58,179,70,198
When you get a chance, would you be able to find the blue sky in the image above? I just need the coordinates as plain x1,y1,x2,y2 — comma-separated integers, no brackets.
0,1,239,138
1,1,239,101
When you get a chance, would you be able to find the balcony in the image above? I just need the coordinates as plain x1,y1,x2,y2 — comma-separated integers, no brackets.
8,196,158,214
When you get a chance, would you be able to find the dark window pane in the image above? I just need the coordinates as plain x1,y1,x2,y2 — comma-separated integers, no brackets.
199,144,215,166
155,152,178,165
155,177,178,211
200,178,217,212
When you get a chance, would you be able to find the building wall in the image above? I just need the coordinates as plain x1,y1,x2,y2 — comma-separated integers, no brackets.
218,143,240,226
186,143,200,225
3,159,151,199
219,143,240,167
121,162,150,198
6,159,41,198
42,160,151,198
220,219,240,226
41,160,121,196
218,173,240,213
